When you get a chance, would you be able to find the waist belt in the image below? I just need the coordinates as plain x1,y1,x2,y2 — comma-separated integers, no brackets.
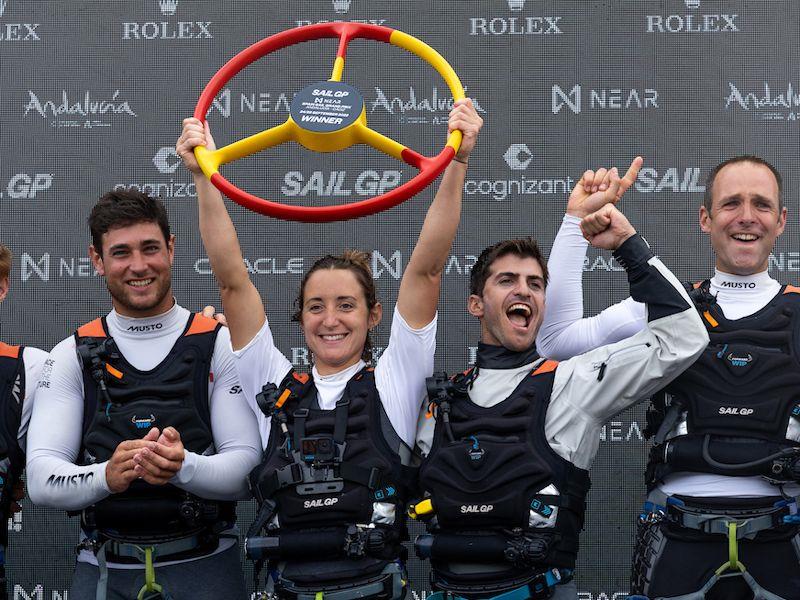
428,569,572,600
273,561,406,600
642,490,800,539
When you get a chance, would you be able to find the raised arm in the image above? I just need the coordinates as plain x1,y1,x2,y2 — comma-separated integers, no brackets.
537,158,647,360
396,99,483,328
176,119,265,350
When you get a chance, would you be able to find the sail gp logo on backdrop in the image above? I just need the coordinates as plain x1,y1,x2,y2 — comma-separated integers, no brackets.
0,0,41,42
368,86,486,125
23,90,137,129
725,82,800,123
122,0,212,40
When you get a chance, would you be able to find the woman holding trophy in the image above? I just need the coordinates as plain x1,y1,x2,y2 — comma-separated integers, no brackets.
176,98,481,599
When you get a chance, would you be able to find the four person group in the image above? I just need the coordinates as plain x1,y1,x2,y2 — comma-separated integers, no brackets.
0,99,796,599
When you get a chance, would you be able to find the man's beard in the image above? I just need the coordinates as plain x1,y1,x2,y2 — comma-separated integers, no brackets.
106,276,172,315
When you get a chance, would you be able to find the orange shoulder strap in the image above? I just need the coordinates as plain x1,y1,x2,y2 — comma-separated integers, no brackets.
532,359,558,376
0,342,20,359
76,318,106,338
184,313,219,336
784,284,800,295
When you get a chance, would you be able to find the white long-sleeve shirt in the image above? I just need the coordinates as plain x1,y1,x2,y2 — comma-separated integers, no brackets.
234,306,436,451
537,214,798,497
26,302,262,566
418,234,709,472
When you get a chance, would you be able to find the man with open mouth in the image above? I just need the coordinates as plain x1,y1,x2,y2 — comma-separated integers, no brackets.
412,161,708,600
538,156,800,600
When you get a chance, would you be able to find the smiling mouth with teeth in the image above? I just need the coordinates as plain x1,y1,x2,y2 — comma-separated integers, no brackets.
321,333,347,341
506,303,532,327
732,233,759,242
128,279,154,287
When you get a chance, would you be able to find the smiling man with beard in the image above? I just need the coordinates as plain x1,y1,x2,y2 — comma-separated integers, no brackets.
25,190,261,600
537,156,800,599
412,162,708,600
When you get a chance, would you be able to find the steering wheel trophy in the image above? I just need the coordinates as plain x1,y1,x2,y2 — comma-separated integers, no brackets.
193,22,464,222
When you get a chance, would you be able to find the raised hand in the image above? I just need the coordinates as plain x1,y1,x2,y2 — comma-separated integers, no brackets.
176,118,217,175
449,98,483,163
580,203,637,251
567,156,644,218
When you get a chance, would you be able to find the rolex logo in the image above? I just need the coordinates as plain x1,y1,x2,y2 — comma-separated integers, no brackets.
685,0,701,8
332,0,351,14
507,0,526,10
159,0,178,16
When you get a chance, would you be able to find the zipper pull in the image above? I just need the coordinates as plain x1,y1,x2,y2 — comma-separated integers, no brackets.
597,362,607,382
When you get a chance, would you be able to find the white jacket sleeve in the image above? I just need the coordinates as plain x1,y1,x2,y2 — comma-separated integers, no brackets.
26,338,111,510
170,328,262,500
537,215,647,360
544,235,709,469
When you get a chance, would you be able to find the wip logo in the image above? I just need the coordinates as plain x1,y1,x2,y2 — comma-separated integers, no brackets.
331,0,351,14
725,352,753,367
1,173,54,199
159,0,177,16
153,146,181,174
503,144,533,170
552,84,659,114
132,414,156,429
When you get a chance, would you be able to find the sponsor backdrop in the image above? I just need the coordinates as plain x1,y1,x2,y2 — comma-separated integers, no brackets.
1,0,798,597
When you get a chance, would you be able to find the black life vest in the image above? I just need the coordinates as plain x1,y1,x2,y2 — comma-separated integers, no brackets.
417,361,591,592
0,343,25,547
646,281,800,487
75,314,234,544
247,367,414,586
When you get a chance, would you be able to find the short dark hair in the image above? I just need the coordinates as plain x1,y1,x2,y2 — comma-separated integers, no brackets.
292,250,379,362
89,190,171,255
0,244,11,281
470,237,548,296
704,155,783,214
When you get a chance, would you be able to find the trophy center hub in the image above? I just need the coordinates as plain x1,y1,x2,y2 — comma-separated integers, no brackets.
290,81,364,133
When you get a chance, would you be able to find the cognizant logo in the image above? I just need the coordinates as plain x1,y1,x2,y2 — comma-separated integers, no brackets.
464,145,573,201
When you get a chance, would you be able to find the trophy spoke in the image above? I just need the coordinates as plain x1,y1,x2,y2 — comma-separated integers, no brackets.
214,120,297,166
357,126,425,169
329,32,353,82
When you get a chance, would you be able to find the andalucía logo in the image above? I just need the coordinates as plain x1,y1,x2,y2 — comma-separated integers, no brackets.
368,86,485,126
0,0,41,42
725,82,800,123
23,90,137,129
